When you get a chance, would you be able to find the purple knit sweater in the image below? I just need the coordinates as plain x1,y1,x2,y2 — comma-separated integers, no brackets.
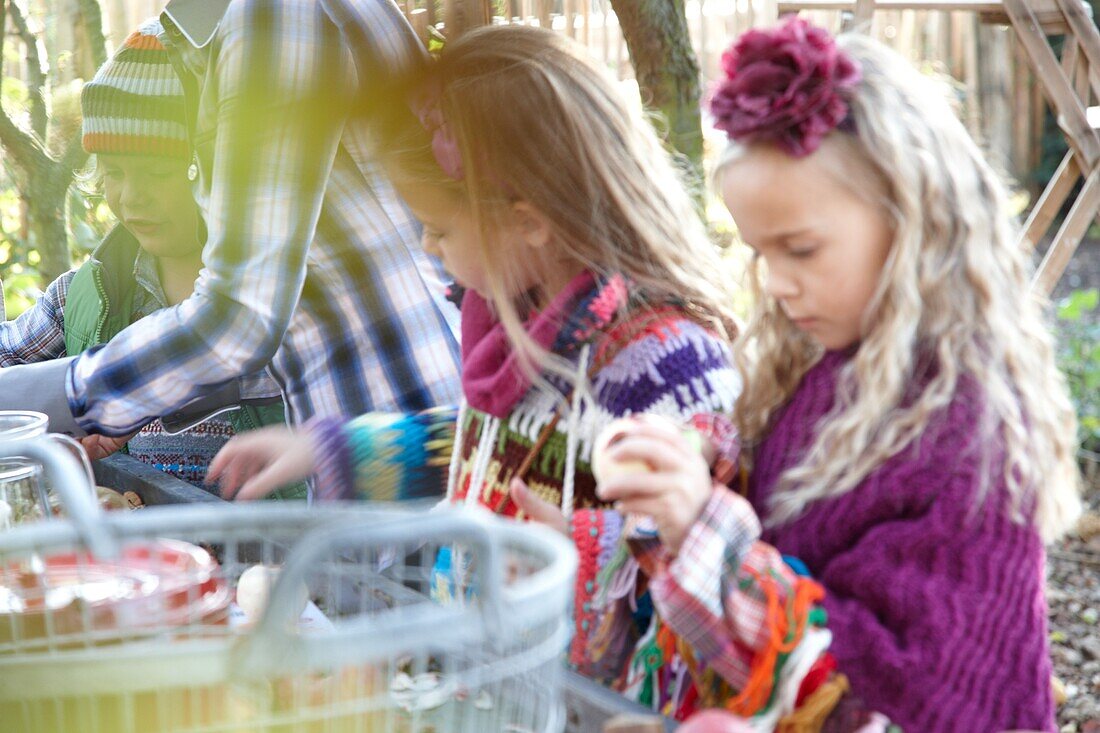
748,350,1054,733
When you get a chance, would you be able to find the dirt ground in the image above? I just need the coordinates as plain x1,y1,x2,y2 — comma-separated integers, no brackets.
1047,238,1100,733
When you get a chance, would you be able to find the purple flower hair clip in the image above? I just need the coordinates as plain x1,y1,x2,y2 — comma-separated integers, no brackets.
709,17,862,157
410,85,465,181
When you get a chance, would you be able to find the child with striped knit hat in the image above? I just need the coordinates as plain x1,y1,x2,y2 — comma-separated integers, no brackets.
0,18,301,496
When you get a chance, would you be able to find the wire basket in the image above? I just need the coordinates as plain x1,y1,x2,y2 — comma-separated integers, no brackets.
0,437,577,733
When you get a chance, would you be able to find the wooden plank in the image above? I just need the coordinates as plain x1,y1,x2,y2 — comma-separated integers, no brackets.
1061,35,1081,86
444,0,491,37
963,12,981,134
1033,161,1100,293
1056,0,1100,103
1059,35,1092,120
776,0,1061,12
1012,35,1034,181
1032,46,1047,175
1021,151,1081,248
776,0,1070,29
779,1,1004,10
408,8,431,44
950,10,967,80
93,453,223,506
562,671,675,733
851,0,876,29
1074,43,1091,104
978,22,1012,171
1004,0,1100,167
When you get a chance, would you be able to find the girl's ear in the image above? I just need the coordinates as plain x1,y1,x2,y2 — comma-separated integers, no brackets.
510,201,553,250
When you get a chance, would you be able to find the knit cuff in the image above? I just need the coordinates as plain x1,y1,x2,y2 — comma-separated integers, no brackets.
307,416,353,502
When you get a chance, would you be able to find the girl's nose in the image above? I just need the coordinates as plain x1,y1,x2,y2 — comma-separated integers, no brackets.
763,261,799,301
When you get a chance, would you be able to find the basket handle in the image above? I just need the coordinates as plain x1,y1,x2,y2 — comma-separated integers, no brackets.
0,437,117,559
232,507,507,676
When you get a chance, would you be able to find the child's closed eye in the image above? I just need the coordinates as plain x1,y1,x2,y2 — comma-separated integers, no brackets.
785,240,820,258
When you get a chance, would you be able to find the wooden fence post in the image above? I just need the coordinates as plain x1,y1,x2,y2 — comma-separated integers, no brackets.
408,8,431,45
444,0,491,37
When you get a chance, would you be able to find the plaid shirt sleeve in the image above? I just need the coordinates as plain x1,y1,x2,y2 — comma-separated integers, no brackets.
648,486,806,690
0,272,71,367
66,0,424,436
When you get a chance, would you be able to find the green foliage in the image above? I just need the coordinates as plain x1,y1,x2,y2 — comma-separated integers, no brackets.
0,167,112,319
1056,288,1100,453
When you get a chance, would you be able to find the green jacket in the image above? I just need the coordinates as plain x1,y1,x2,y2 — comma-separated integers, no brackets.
64,225,306,500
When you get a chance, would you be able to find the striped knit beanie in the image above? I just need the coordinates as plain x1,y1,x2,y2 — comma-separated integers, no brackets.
81,17,189,160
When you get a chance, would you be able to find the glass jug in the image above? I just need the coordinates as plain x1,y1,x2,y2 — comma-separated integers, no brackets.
0,411,95,529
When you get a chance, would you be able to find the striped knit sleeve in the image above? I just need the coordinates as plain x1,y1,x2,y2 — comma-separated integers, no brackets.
309,406,458,502
590,316,741,424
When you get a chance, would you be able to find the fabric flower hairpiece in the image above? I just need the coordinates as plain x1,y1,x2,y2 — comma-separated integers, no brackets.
709,17,862,157
410,84,465,181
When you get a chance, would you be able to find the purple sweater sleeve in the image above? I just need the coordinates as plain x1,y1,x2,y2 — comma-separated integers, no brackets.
755,355,1056,732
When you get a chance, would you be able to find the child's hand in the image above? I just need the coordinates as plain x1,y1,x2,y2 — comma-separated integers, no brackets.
206,426,316,501
80,431,137,461
509,478,568,535
594,415,713,555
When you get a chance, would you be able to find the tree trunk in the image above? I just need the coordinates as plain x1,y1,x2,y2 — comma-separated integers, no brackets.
0,0,106,285
609,0,704,198
26,176,70,283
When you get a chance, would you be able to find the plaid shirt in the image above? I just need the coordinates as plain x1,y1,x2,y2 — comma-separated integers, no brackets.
571,487,823,719
647,487,796,688
66,0,461,435
0,274,70,367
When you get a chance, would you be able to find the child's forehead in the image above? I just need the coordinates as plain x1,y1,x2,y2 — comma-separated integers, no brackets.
725,138,847,180
395,182,468,221
723,141,878,211
722,152,825,208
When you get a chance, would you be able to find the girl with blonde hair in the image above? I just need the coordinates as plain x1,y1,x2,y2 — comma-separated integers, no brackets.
608,16,1082,731
211,24,830,722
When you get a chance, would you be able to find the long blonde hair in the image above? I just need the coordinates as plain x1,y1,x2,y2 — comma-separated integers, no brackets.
372,25,736,384
721,32,1080,541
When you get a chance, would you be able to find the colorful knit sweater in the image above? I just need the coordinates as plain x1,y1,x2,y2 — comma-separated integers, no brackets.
310,272,742,510
309,273,831,725
748,350,1056,732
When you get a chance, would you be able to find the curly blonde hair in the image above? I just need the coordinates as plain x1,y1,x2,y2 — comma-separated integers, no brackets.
719,32,1081,541
370,25,737,386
